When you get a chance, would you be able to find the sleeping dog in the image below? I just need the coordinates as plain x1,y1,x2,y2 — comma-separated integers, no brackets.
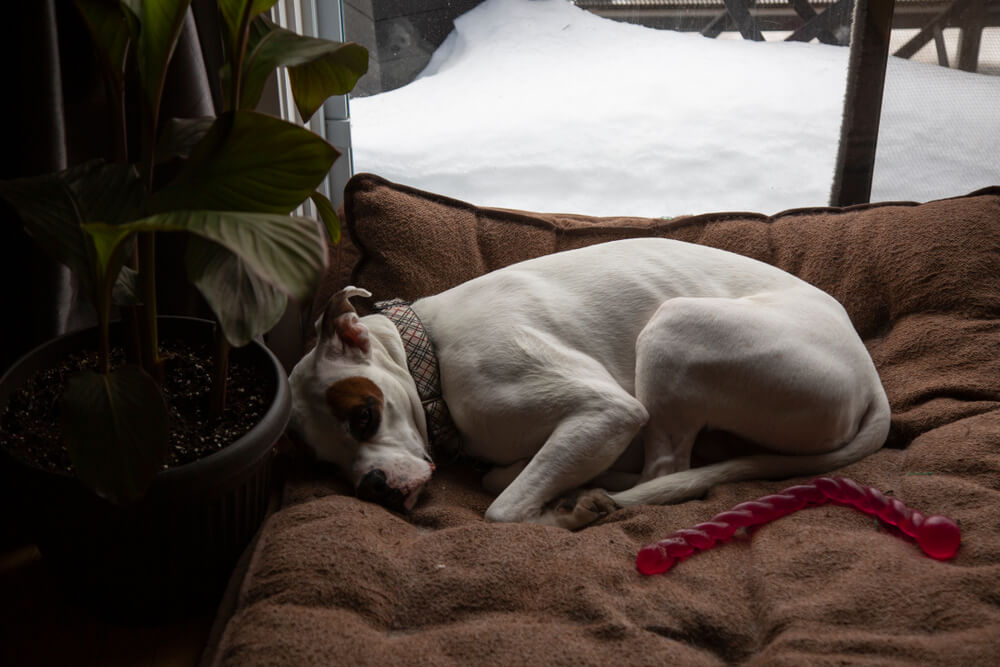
289,238,890,530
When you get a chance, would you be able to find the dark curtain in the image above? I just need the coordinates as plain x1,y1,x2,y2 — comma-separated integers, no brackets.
0,0,222,373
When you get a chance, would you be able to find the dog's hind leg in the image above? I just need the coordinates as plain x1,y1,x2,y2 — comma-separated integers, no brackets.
633,299,708,481
637,425,700,481
605,293,890,518
608,391,890,509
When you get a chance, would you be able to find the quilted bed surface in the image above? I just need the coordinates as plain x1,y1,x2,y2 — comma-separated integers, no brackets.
210,178,1000,665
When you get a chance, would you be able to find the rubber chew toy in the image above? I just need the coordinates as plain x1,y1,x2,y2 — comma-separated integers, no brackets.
636,476,961,575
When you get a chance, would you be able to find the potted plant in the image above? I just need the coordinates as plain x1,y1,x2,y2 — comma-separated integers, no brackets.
0,0,366,618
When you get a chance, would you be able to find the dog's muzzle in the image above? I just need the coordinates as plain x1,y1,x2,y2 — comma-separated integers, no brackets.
357,469,410,512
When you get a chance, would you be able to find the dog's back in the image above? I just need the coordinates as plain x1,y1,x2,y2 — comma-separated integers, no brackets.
413,237,843,392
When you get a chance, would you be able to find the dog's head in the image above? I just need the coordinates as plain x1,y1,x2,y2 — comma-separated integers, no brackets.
288,287,434,512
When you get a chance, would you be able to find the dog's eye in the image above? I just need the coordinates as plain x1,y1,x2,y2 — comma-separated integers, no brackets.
349,403,379,441
353,407,372,431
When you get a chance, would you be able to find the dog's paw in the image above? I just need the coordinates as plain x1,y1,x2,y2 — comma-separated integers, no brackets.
537,488,619,531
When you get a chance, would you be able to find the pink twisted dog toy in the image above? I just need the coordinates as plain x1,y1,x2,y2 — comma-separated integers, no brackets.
636,476,961,575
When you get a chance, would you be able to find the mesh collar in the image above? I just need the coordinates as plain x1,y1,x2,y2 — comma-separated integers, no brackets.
373,299,458,452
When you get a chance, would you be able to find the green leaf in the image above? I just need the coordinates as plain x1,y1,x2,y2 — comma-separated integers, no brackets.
0,174,92,293
135,0,192,109
219,0,280,58
233,16,277,110
70,162,144,224
288,43,368,121
120,0,141,18
85,224,132,280
156,116,215,162
186,238,287,346
61,366,169,505
83,209,328,302
240,17,368,118
0,161,142,301
149,111,339,214
219,0,280,39
309,190,340,245
73,0,132,79
119,1,141,50
85,226,134,321
240,1,279,23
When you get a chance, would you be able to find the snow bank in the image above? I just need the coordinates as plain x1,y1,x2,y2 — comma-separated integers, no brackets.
350,0,999,217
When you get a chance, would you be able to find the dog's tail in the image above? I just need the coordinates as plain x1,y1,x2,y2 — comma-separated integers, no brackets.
609,387,891,508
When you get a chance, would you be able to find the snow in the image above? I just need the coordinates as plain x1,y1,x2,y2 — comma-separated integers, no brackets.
350,0,1000,217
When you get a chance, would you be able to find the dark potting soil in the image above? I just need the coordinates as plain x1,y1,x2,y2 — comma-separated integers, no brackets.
0,338,268,474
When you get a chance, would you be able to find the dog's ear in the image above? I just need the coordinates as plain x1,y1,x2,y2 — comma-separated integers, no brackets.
317,286,373,357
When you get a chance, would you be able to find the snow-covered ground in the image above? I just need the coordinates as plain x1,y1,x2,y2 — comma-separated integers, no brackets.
350,0,1000,217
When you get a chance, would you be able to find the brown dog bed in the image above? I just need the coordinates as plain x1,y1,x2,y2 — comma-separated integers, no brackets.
205,175,1000,665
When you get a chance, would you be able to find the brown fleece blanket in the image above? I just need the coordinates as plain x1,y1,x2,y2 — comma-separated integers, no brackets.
208,177,1000,665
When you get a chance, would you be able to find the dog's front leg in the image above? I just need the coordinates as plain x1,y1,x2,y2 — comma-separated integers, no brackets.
484,397,647,530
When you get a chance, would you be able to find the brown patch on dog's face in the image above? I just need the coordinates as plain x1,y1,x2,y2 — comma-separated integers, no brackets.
326,377,384,442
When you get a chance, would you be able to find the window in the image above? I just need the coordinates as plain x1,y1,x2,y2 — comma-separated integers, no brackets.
874,1,1000,201
334,1,998,216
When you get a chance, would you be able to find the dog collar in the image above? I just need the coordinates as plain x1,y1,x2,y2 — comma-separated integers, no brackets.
373,298,458,452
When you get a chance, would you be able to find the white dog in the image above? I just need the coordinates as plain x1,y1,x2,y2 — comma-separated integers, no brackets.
289,238,890,529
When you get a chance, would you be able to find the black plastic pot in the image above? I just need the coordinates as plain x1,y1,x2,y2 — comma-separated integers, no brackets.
0,317,289,620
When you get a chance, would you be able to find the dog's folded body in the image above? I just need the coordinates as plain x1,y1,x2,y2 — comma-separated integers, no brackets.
290,238,890,529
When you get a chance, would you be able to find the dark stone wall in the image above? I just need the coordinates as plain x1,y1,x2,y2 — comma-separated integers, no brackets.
345,0,483,96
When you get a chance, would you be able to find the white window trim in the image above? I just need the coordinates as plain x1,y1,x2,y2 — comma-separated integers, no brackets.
270,0,353,210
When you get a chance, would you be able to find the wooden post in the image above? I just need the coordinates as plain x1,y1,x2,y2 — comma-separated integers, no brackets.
723,0,765,41
829,0,896,207
957,0,986,72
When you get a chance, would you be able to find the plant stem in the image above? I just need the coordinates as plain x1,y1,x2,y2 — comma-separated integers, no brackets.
137,232,163,382
103,69,128,165
209,323,231,420
97,50,126,375
230,5,254,111
96,246,123,376
209,5,250,417
98,300,112,376
137,65,163,381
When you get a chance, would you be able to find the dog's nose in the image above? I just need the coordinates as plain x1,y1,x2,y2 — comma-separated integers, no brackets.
357,469,406,511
